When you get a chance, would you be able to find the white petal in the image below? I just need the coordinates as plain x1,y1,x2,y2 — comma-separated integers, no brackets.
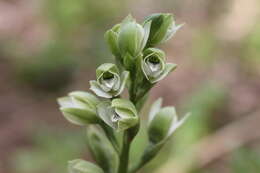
115,71,129,96
97,102,117,129
57,97,74,108
90,80,113,98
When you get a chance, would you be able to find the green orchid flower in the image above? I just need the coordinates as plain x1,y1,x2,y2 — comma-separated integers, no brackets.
90,63,129,98
57,91,100,126
141,48,177,83
143,13,184,46
97,98,138,131
118,15,151,58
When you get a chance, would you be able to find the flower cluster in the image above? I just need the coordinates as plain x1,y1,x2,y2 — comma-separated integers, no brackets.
57,13,189,173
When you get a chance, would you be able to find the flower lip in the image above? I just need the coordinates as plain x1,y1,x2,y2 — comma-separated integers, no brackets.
90,64,129,98
98,71,120,92
111,111,121,123
100,72,117,90
146,55,162,73
102,71,114,80
143,52,164,78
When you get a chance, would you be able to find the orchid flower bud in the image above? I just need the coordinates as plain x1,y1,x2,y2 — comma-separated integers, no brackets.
141,48,177,83
57,91,100,126
68,159,104,173
104,24,121,57
143,13,183,46
90,63,129,98
86,126,118,173
148,98,190,143
118,15,151,58
97,99,138,131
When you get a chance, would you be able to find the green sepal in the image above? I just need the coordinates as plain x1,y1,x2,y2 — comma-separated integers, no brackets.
104,24,121,57
96,63,119,79
143,48,166,61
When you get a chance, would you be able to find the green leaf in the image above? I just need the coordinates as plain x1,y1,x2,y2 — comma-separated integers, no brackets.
68,159,104,173
86,126,118,173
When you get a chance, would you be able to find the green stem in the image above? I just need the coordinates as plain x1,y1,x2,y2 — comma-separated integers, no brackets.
117,132,131,173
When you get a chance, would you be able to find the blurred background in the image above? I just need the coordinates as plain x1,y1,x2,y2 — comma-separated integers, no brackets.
0,0,260,173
